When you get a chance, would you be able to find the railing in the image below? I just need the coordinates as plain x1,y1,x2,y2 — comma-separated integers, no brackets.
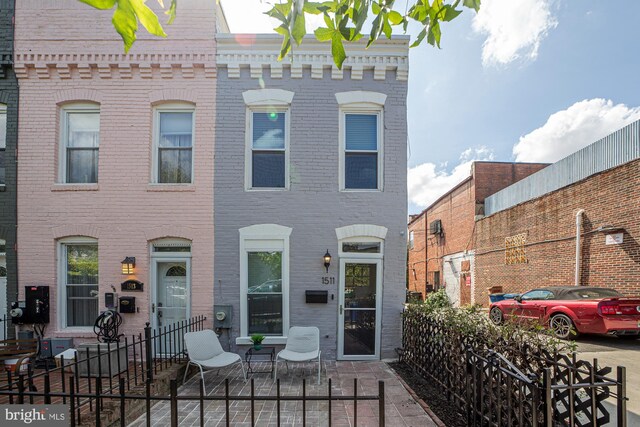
0,377,386,427
0,315,208,423
400,311,628,427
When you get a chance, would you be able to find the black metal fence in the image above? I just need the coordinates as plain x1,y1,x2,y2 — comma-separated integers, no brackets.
0,315,208,422
400,310,628,427
0,316,386,426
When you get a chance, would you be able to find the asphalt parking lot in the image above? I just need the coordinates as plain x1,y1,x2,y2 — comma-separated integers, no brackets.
576,334,640,424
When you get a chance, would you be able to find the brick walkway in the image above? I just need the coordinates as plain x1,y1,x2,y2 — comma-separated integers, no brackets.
130,361,436,427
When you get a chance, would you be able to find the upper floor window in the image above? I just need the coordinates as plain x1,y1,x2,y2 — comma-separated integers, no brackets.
250,111,288,188
0,104,6,185
336,91,386,191
409,231,414,249
243,89,294,191
153,105,195,184
60,104,100,184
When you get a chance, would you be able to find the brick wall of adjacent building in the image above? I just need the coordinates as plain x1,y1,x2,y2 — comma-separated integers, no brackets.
474,158,640,305
14,0,217,341
407,162,549,300
0,0,18,335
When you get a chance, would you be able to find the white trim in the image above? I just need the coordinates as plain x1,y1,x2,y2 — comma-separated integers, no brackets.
335,224,388,241
57,237,98,331
244,107,290,191
58,103,100,184
151,103,196,184
237,224,292,344
217,34,409,81
335,91,387,106
337,258,383,360
0,104,6,151
242,89,294,106
338,105,384,191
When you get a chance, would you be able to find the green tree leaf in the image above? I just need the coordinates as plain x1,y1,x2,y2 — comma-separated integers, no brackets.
331,31,347,68
112,0,138,53
388,10,404,25
165,0,177,24
314,27,334,42
78,0,116,9
463,0,481,12
292,12,306,45
130,0,167,37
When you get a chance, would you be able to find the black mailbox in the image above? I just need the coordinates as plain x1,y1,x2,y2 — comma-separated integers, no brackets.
305,290,328,304
119,296,136,313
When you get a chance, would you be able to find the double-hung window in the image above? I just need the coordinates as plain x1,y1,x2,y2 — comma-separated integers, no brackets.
336,91,386,191
238,224,291,344
250,111,287,188
61,105,100,184
59,238,99,328
0,104,6,185
154,106,194,184
243,89,293,190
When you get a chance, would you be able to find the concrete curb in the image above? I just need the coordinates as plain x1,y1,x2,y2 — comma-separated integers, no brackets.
389,365,447,427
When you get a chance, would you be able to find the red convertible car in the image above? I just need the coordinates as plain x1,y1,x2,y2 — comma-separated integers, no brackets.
489,287,640,339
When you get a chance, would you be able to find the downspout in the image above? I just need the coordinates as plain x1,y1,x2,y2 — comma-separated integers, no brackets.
574,209,585,286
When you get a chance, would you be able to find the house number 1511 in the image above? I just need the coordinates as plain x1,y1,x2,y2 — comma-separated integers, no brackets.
322,277,335,285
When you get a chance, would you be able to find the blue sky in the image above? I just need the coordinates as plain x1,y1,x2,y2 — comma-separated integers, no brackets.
220,0,640,214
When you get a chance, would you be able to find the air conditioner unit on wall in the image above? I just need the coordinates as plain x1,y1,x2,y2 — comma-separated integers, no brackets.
429,219,442,235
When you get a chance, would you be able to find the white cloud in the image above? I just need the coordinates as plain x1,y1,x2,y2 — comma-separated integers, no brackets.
514,99,640,162
408,147,495,209
472,0,557,66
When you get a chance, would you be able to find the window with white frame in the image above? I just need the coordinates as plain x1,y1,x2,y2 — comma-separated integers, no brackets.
154,105,194,184
0,104,6,185
409,231,414,249
243,89,294,190
336,91,386,191
58,238,99,328
239,224,291,342
60,104,100,184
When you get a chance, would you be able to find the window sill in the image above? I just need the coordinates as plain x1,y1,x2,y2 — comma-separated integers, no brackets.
51,184,99,192
147,184,195,192
245,187,289,192
53,329,95,339
236,336,288,346
340,188,382,193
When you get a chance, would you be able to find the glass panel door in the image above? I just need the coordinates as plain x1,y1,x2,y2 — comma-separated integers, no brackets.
156,262,188,328
339,260,381,359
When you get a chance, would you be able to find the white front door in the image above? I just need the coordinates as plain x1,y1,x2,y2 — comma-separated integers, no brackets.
151,259,191,331
337,258,382,360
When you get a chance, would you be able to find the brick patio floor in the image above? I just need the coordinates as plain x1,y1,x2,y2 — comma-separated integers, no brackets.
129,361,436,427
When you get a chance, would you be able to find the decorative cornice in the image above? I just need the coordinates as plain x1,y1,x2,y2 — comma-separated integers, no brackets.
13,53,216,80
216,34,409,81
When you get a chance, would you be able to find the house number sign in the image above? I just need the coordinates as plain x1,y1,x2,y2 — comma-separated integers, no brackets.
121,279,144,292
322,277,335,285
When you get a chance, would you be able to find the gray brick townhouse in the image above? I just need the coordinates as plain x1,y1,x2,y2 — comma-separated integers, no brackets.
214,34,409,360
0,0,18,339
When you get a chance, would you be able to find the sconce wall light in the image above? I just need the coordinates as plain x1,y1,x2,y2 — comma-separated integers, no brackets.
121,257,136,275
323,250,331,273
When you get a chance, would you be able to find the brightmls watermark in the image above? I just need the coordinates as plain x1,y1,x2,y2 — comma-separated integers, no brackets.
1,405,68,426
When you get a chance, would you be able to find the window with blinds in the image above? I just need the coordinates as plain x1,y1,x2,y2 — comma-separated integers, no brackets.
344,114,379,189
251,112,286,188
158,111,194,183
64,109,100,184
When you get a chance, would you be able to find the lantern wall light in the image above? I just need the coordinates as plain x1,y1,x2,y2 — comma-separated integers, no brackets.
323,250,331,273
121,257,136,275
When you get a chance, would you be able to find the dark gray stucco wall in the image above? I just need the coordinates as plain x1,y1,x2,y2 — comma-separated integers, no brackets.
0,0,18,336
214,66,408,359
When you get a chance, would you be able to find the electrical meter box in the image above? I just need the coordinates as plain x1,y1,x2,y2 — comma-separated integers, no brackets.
213,305,233,329
119,296,136,313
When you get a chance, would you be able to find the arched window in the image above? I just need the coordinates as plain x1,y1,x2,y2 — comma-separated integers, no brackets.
59,103,100,184
58,237,99,328
152,103,195,184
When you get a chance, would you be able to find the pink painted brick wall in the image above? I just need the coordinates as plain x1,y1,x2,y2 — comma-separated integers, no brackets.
15,0,217,341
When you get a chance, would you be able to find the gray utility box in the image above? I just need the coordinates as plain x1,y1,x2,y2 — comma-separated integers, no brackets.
76,342,127,378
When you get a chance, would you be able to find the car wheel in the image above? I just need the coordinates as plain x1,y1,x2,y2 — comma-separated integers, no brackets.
489,307,503,325
549,314,578,340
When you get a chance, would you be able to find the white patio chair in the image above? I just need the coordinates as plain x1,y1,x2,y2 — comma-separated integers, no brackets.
274,326,321,384
183,330,246,393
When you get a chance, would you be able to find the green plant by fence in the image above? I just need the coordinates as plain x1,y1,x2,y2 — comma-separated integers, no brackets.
399,305,627,426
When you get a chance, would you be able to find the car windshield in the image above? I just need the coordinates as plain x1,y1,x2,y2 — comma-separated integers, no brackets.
566,288,621,299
